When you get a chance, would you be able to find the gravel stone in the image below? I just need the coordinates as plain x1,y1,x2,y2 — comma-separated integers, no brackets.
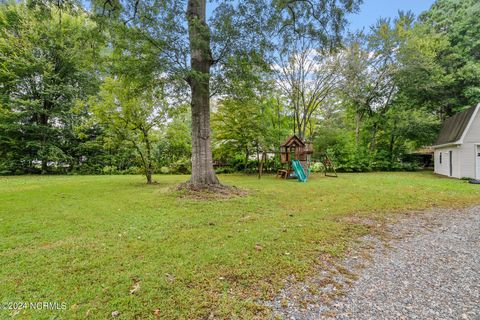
267,206,480,319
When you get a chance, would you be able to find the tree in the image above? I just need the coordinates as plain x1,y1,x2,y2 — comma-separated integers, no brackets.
92,0,361,187
212,52,289,175
394,22,450,118
339,14,412,151
275,38,341,139
0,2,101,173
90,77,168,184
185,0,218,185
402,0,480,118
156,108,192,171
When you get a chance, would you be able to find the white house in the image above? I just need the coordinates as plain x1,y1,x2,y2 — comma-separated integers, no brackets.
433,103,480,179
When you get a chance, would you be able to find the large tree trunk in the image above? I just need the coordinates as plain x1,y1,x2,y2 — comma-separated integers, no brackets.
186,0,219,187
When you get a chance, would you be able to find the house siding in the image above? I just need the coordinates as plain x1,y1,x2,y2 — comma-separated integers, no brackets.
461,106,480,179
458,143,476,179
434,146,460,178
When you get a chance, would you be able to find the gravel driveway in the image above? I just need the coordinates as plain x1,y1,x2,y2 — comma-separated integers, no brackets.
268,206,480,319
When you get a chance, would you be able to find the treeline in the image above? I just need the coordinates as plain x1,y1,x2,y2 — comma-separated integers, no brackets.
0,0,479,177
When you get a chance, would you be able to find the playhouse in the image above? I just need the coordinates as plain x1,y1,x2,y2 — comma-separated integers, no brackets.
277,135,313,181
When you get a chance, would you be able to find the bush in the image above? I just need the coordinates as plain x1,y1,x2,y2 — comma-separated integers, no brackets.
160,166,170,174
102,166,118,175
399,162,421,171
169,159,191,174
309,162,323,173
215,166,236,174
122,166,143,175
74,163,103,175
0,163,13,175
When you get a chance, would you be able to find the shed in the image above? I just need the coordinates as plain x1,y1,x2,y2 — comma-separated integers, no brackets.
433,103,480,179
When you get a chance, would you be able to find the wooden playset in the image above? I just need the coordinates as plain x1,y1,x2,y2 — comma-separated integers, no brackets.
276,135,313,180
275,135,337,181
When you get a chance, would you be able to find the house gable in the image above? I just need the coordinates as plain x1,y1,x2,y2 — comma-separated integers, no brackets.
434,104,478,146
462,103,480,143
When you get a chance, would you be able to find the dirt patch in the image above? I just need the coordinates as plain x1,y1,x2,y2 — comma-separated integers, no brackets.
175,182,248,200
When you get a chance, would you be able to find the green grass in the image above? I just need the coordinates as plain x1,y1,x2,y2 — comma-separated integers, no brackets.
0,172,479,319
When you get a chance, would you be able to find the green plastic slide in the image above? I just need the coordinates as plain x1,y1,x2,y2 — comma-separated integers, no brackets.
291,160,307,182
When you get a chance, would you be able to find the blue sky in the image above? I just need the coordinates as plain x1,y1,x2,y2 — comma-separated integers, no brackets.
348,0,437,31
205,1,437,32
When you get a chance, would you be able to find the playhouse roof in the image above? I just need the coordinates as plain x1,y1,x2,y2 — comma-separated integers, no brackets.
434,104,479,146
280,135,305,147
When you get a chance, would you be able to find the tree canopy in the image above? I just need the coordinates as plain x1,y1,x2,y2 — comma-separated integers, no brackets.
0,0,479,177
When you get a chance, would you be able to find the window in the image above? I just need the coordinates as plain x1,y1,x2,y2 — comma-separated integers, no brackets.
439,152,442,164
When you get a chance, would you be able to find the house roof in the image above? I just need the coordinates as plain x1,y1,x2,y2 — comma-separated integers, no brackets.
280,135,305,147
434,104,479,146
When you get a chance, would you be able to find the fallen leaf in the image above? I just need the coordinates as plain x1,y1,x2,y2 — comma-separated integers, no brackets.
130,282,141,295
153,309,161,317
255,243,263,251
165,273,175,283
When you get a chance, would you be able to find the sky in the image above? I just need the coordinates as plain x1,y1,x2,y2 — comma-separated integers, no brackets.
205,1,437,32
347,0,437,31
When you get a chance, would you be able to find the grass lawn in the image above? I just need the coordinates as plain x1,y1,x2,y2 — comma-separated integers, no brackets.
1,172,479,319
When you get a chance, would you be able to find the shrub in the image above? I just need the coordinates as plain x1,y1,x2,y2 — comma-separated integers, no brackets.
160,166,170,174
122,166,142,175
169,159,191,174
102,166,118,175
309,162,323,173
215,166,236,174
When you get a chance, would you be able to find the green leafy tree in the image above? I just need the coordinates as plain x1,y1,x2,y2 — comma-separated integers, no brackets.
340,14,412,152
329,12,443,170
394,22,450,117
0,2,101,173
212,54,289,174
90,77,168,184
213,96,288,175
92,0,361,187
156,109,192,173
419,0,480,115
275,37,341,139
